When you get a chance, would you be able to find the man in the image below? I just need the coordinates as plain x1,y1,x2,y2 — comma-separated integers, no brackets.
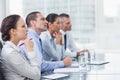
59,13,88,58
40,13,64,61
19,11,72,72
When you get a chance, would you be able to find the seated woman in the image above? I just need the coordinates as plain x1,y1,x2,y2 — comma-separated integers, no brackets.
0,14,40,80
40,13,63,61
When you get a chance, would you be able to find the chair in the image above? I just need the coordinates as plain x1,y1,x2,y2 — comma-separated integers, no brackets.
0,41,6,80
0,60,6,80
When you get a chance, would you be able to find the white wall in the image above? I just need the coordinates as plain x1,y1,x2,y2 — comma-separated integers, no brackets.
96,0,120,50
0,0,6,24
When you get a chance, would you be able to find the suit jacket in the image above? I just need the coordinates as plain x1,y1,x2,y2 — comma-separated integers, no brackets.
1,41,40,80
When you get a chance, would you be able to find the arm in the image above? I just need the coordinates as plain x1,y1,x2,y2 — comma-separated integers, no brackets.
67,32,80,52
3,49,40,80
41,57,72,72
63,32,79,57
66,32,89,57
41,33,63,60
41,60,64,72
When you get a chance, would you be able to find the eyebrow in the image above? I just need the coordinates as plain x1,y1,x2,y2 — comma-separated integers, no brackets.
40,17,45,20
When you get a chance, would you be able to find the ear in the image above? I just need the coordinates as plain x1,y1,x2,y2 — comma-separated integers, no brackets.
9,28,16,35
48,22,52,26
30,20,36,26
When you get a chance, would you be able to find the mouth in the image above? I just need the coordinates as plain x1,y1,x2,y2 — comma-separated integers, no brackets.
45,23,48,27
26,32,28,35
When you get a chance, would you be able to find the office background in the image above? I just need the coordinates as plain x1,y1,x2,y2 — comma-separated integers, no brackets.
0,0,120,51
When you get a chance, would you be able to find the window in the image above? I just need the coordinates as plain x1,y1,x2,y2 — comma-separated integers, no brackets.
7,0,96,48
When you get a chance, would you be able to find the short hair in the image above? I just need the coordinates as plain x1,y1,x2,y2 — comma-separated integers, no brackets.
1,14,20,41
26,11,41,27
46,13,59,24
59,13,70,23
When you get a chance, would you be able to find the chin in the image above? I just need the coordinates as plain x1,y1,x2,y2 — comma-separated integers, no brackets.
68,29,71,31
41,30,46,32
21,37,26,40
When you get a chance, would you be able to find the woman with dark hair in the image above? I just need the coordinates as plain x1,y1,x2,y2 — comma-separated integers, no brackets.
0,14,40,80
40,13,65,61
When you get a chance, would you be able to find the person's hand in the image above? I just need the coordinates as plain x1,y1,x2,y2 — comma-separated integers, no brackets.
55,32,62,45
77,49,89,57
80,49,89,53
63,57,72,67
24,38,34,52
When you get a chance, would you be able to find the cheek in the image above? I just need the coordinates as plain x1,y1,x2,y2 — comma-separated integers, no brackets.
21,32,27,39
65,26,68,29
56,27,59,32
20,30,27,37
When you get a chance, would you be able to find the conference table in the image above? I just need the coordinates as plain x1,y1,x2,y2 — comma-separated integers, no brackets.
41,50,120,80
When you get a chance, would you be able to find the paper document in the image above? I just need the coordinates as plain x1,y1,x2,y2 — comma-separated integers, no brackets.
54,68,79,73
42,73,69,79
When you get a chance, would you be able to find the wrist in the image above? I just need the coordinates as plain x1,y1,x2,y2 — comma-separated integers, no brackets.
76,52,80,57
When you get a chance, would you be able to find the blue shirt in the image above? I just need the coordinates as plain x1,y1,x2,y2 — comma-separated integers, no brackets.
23,28,64,72
40,31,64,61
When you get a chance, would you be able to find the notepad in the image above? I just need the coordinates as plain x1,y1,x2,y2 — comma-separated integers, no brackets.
87,61,110,65
42,73,69,79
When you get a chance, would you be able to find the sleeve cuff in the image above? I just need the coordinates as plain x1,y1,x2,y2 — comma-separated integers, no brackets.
65,52,77,57
56,45,63,47
27,51,36,59
71,52,77,57
56,61,64,68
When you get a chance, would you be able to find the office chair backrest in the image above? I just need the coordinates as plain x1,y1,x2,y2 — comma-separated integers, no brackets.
0,59,6,80
0,41,3,54
0,41,6,80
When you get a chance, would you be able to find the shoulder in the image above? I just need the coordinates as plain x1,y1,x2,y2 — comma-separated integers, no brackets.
40,31,49,40
1,44,19,59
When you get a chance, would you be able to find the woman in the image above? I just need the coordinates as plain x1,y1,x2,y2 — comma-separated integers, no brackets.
0,14,40,80
40,13,64,61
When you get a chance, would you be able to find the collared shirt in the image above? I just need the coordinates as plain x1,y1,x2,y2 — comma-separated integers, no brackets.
1,41,40,80
60,29,80,57
25,28,64,72
40,31,64,61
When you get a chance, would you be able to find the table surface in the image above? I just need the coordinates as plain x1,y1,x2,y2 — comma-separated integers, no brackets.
41,52,120,80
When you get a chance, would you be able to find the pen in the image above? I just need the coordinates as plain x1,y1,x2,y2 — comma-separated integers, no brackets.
19,38,32,46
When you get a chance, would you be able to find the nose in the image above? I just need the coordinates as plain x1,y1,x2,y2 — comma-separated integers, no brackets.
45,19,48,24
26,28,28,32
25,27,28,32
57,26,60,31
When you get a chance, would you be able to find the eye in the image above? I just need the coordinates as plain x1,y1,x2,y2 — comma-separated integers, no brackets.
40,18,45,21
22,25,26,28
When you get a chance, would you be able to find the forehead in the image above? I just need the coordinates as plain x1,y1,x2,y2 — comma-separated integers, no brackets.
63,17,71,23
16,17,24,25
36,13,44,18
55,17,59,21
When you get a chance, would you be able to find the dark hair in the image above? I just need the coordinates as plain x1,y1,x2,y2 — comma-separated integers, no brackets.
59,13,69,18
59,13,70,23
0,15,20,41
46,13,59,24
26,11,41,27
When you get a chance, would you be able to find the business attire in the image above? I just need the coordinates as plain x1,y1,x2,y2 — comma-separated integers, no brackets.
20,28,64,72
40,31,64,61
60,29,80,57
1,41,40,80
